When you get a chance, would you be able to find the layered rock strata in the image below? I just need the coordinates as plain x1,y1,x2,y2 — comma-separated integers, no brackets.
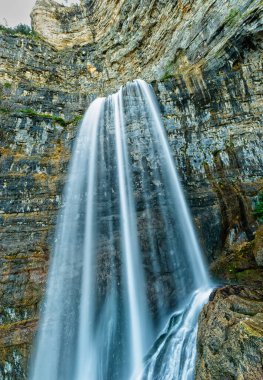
196,286,263,380
0,0,262,378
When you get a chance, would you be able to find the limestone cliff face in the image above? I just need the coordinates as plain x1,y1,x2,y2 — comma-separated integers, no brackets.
0,0,262,378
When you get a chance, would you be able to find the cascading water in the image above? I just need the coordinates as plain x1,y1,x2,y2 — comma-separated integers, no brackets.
29,79,212,380
55,0,80,5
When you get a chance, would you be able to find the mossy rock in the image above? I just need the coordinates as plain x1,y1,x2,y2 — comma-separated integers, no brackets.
211,227,263,286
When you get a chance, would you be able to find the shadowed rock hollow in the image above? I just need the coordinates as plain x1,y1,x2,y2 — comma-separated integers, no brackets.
0,0,262,378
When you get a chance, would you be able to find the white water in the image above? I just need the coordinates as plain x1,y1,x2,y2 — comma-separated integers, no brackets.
29,79,212,380
55,0,80,5
141,289,212,380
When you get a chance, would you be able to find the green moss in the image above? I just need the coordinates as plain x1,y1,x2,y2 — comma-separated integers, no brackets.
225,8,242,27
160,62,175,81
1,106,82,125
254,192,263,223
73,115,83,123
19,108,82,126
235,268,263,283
3,82,11,89
212,254,263,285
161,72,174,81
211,239,261,284
0,107,11,114
20,108,66,126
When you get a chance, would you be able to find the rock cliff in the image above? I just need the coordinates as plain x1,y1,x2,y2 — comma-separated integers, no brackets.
0,0,262,378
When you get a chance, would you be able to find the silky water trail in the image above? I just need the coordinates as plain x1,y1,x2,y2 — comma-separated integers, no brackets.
29,79,213,380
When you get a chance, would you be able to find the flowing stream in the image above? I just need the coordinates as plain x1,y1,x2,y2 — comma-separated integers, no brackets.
29,79,212,380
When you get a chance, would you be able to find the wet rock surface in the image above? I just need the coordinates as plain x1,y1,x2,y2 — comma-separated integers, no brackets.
196,286,263,380
0,0,262,378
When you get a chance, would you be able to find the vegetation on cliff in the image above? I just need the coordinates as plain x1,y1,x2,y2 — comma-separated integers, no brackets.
255,192,263,223
0,24,34,37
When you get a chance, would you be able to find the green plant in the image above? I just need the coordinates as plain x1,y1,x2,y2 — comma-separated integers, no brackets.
0,107,11,114
0,23,40,41
0,23,33,36
20,108,39,116
20,108,67,126
254,192,263,222
19,108,82,126
161,72,174,81
14,24,33,35
160,62,175,81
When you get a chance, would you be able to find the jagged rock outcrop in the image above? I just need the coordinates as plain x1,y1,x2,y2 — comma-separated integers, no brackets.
196,286,263,379
211,225,263,284
0,0,262,378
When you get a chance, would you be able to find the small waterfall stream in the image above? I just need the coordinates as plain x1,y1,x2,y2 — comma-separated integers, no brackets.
30,80,212,380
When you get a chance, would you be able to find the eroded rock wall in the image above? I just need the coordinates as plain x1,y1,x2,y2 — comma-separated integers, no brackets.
196,286,263,380
0,0,262,378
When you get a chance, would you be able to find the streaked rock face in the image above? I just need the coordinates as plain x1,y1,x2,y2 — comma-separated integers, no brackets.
31,0,94,50
31,0,263,83
31,0,125,50
0,0,262,378
196,286,263,380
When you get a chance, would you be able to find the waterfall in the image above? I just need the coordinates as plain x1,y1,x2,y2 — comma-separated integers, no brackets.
29,79,212,380
55,0,80,5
